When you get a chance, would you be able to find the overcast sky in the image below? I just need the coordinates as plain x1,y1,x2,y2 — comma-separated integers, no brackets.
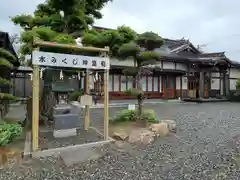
1,0,240,61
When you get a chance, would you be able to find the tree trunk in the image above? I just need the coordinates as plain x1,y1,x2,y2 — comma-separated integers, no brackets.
40,85,56,125
136,68,143,117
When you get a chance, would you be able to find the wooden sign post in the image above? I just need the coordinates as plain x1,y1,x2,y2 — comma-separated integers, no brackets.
31,40,110,151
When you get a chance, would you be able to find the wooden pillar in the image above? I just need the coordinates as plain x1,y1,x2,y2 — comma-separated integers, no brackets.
222,71,227,97
180,76,183,99
187,63,190,98
84,69,90,131
219,72,223,96
208,72,212,98
225,73,229,97
165,75,168,99
199,71,204,99
104,69,109,140
32,64,40,151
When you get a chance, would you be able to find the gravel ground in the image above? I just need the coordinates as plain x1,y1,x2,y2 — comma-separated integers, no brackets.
39,128,103,150
2,102,240,179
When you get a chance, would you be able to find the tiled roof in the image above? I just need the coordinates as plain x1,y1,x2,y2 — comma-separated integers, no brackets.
198,52,225,58
163,38,188,50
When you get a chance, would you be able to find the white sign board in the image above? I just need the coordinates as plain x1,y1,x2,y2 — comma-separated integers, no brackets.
32,51,110,69
128,104,136,110
80,94,93,106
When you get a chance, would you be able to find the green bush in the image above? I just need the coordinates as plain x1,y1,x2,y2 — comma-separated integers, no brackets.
69,90,84,101
110,109,158,123
0,122,22,147
141,109,158,123
236,78,240,89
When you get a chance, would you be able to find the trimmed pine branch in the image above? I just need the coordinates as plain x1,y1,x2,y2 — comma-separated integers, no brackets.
0,58,14,68
0,77,11,86
0,48,17,61
118,42,141,59
0,93,17,101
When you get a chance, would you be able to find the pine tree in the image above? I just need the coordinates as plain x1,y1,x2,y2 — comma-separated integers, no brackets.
0,47,18,116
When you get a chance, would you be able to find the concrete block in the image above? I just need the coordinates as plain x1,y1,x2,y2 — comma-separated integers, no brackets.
54,128,77,138
53,113,80,130
54,105,72,115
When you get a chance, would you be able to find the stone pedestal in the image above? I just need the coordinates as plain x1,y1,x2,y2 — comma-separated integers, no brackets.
53,105,82,138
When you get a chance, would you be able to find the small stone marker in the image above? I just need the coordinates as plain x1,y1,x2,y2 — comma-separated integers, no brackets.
53,105,80,138
128,104,136,110
80,94,93,106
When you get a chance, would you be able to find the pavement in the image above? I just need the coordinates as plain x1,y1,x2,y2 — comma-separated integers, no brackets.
73,98,190,108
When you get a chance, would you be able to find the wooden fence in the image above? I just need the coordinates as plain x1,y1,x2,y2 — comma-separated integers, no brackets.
10,75,82,98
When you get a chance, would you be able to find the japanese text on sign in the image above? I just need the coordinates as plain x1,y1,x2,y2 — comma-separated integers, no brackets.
32,51,110,70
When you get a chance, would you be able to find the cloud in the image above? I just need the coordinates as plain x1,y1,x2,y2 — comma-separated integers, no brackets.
1,0,240,60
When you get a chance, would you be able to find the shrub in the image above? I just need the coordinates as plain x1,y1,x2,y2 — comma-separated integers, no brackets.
69,90,84,101
236,78,240,89
141,109,158,123
0,122,22,147
111,109,137,123
110,109,158,123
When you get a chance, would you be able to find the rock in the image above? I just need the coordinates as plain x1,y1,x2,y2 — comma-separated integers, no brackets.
161,119,177,133
128,129,155,144
149,123,170,137
112,132,129,141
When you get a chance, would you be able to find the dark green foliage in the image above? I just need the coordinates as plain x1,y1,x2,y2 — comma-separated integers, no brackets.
12,0,112,55
0,77,12,86
0,49,18,101
118,42,141,59
0,122,22,147
136,32,164,50
236,78,240,89
0,93,17,101
111,109,137,123
82,25,138,57
69,90,84,101
140,109,158,123
110,109,158,124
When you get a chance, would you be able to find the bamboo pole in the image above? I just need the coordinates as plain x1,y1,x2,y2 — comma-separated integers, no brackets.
84,69,90,131
103,69,109,140
32,61,40,151
33,40,109,52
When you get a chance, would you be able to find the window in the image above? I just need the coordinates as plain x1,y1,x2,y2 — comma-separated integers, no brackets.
142,76,147,91
169,76,175,88
113,75,119,91
127,76,133,89
162,77,167,88
153,77,158,92
121,75,127,91
148,76,153,91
